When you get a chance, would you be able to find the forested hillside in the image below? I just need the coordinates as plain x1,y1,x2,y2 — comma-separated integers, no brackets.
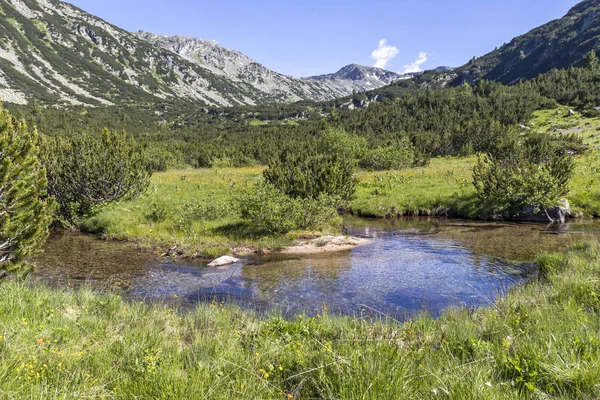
454,0,600,84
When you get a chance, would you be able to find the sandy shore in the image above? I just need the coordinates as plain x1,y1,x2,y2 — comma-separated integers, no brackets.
279,235,371,255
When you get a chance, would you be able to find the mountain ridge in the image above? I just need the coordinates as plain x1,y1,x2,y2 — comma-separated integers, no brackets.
0,0,405,107
135,31,406,103
453,0,600,85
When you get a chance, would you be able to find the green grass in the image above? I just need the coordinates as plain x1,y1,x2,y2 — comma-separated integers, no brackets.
527,107,600,216
81,167,299,257
351,157,482,218
2,242,600,398
353,107,600,219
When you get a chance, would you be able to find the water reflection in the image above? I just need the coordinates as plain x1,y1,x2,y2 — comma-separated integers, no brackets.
31,218,600,319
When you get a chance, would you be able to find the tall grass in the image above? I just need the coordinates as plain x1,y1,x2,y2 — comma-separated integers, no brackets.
2,241,600,398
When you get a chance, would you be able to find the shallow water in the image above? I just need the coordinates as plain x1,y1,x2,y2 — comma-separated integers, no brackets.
32,218,600,318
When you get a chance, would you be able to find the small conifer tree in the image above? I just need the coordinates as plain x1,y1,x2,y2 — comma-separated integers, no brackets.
0,106,53,272
42,128,151,223
583,49,599,70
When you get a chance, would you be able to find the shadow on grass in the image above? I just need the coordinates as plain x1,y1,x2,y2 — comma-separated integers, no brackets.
212,221,271,241
449,192,498,220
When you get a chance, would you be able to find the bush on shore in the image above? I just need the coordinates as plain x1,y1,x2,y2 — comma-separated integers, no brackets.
473,133,576,216
237,181,338,235
41,128,152,224
264,129,359,203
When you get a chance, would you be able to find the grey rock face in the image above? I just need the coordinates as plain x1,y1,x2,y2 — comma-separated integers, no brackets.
134,33,405,105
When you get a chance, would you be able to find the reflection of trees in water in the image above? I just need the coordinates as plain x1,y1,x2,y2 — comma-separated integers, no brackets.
32,232,154,282
344,216,577,263
446,226,573,263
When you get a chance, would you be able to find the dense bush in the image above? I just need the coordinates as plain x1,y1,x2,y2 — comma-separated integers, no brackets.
359,139,428,171
173,198,236,231
0,107,53,273
531,51,600,109
472,133,575,215
41,128,152,223
237,182,338,235
142,143,185,172
264,129,358,202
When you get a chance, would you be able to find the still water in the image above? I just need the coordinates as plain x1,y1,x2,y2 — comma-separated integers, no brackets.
32,217,600,319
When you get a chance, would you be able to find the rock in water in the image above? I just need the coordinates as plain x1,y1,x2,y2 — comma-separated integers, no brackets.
517,199,571,224
207,256,240,267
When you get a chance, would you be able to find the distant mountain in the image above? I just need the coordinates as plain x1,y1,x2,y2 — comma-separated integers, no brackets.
304,64,407,92
454,0,600,84
137,32,406,104
0,0,403,107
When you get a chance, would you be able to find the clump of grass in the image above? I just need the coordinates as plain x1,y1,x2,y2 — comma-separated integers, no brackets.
200,246,231,259
351,157,485,218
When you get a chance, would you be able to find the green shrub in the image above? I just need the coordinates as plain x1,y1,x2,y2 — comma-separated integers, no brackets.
264,129,359,203
359,139,426,171
41,128,152,223
209,156,234,169
142,143,185,172
173,198,236,231
237,182,337,235
472,133,575,215
0,107,53,273
144,199,169,223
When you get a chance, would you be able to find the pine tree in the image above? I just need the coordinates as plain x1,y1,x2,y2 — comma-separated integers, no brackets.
42,128,151,223
0,106,53,273
583,50,599,70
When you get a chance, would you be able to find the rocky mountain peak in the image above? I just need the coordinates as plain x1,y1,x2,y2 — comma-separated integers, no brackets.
305,64,406,93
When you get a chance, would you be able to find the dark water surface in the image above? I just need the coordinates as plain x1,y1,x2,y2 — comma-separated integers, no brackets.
32,218,600,318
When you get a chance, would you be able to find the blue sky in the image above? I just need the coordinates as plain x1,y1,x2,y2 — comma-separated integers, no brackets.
67,0,579,77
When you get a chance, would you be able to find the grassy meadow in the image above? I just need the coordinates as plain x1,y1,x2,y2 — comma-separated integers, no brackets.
82,107,600,258
82,167,266,258
4,108,600,398
2,242,599,398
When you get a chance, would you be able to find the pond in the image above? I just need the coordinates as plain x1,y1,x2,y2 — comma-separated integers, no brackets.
31,217,600,319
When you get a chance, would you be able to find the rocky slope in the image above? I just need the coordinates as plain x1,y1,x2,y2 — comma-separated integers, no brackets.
136,32,406,103
454,0,600,85
0,0,404,107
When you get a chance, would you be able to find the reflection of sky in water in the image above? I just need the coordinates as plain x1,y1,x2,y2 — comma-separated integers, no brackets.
125,233,529,318
33,218,600,319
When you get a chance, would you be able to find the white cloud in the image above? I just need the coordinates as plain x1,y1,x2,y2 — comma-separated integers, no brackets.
403,52,428,73
371,39,399,69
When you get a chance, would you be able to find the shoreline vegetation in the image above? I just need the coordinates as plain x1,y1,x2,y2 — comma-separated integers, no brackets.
78,148,599,260
68,105,600,260
69,105,600,260
2,242,599,398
